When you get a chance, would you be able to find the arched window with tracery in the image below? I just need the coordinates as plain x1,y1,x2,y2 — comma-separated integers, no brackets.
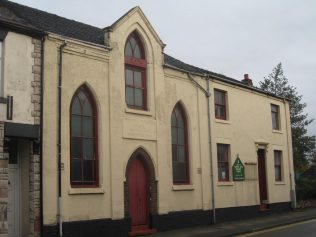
70,86,98,186
124,32,147,110
171,103,189,184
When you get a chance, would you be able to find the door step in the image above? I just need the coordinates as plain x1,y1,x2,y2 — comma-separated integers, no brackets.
259,203,270,211
129,226,157,236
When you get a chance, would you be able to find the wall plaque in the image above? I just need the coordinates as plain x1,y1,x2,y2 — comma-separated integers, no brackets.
123,117,156,141
233,155,245,181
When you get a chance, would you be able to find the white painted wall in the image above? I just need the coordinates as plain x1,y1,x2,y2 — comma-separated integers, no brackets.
2,32,34,124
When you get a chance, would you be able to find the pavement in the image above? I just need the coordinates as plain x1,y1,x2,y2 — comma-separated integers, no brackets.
149,208,316,237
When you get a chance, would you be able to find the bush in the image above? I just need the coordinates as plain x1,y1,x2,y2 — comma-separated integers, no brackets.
296,177,316,200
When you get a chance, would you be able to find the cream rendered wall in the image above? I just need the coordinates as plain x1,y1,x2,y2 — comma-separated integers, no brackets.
1,32,34,124
42,9,294,225
107,8,212,219
211,80,294,208
42,37,111,224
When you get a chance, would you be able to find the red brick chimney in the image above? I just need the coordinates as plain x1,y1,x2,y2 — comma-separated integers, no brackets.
242,74,253,86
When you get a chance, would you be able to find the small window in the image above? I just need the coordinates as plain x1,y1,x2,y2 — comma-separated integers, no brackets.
271,104,280,130
124,32,147,110
217,144,230,181
214,89,227,120
171,103,189,184
274,150,282,181
70,86,98,186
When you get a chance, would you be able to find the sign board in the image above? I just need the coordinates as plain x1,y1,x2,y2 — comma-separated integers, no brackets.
232,155,245,181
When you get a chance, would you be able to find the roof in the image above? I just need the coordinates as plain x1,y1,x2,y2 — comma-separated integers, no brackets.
164,54,243,83
0,1,287,100
164,54,287,100
0,0,104,44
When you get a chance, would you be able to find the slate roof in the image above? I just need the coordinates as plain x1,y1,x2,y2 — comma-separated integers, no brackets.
0,0,104,44
163,54,286,100
0,1,286,99
164,54,244,84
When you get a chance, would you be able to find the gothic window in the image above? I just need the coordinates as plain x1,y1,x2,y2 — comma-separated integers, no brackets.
70,86,98,186
125,32,147,110
171,103,189,184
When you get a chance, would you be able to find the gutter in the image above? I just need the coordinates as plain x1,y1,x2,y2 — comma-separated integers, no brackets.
0,18,44,38
47,33,112,51
187,73,216,224
57,40,67,237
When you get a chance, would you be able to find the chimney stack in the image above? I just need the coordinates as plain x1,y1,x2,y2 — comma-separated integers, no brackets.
242,74,253,86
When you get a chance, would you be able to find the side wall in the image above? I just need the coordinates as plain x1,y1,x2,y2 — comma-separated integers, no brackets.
0,31,41,237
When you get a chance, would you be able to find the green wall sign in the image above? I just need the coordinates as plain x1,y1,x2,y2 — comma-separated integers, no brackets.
233,155,245,181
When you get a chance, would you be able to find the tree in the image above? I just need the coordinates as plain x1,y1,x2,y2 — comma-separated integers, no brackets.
259,63,316,173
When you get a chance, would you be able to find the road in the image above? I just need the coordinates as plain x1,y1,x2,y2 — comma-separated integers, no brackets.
239,219,316,237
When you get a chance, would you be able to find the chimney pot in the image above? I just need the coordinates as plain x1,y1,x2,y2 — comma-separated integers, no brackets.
244,74,249,80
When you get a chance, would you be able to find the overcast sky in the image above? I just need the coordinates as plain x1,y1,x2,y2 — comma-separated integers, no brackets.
14,0,316,135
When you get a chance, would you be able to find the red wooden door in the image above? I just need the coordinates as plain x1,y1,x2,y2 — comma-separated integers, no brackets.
257,149,268,202
127,158,149,227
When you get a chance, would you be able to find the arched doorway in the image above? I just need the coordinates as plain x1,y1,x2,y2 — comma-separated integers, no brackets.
125,148,157,235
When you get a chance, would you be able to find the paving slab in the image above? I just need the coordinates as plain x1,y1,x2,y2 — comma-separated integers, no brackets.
150,208,316,237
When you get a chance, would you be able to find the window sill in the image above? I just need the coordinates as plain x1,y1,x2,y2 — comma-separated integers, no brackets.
68,187,105,195
272,130,283,134
274,181,286,185
215,119,231,124
217,181,234,186
125,107,152,116
172,184,194,191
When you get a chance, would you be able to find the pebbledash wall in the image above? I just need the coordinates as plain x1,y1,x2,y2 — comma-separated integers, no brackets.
0,28,42,237
41,7,295,237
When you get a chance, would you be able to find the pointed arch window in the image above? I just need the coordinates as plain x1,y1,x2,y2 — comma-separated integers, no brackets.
125,32,147,110
70,86,98,186
171,103,189,184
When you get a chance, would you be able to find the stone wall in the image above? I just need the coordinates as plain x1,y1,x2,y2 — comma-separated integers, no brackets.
29,142,41,237
0,122,8,237
31,38,41,125
30,38,41,237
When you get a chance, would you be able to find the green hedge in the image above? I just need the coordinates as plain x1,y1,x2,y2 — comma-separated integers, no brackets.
296,177,316,200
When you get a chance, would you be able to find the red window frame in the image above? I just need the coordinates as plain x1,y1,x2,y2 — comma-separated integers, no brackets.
271,104,280,130
274,150,282,181
217,144,230,181
171,103,190,184
124,32,147,110
214,89,227,120
70,86,98,187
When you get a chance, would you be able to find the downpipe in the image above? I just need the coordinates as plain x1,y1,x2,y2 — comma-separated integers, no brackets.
283,98,297,209
58,40,67,237
188,73,216,224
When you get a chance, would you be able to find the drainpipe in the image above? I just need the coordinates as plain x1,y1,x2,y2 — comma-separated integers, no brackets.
40,35,46,237
58,40,67,237
206,75,216,223
283,98,296,209
188,73,216,224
